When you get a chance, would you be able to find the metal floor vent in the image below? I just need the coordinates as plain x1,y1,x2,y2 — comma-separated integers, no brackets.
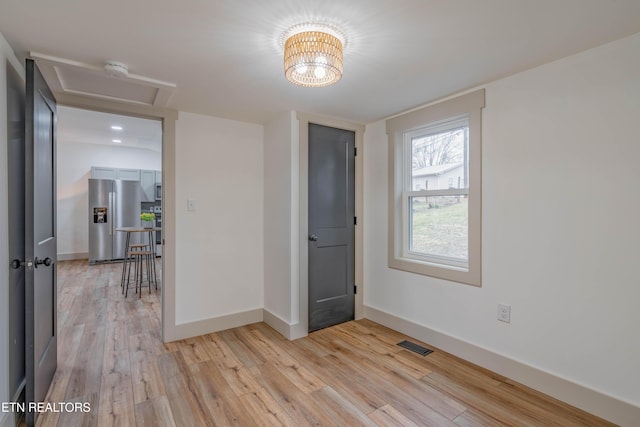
397,340,433,356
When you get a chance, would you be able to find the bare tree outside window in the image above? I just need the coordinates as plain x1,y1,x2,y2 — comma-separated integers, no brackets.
411,128,465,169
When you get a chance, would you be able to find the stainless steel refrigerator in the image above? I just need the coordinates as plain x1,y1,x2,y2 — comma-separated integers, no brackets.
88,179,142,263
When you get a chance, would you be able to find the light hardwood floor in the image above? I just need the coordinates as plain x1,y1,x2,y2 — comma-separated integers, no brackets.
33,260,614,426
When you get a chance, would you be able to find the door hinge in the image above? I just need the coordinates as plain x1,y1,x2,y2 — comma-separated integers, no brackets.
354,285,357,294
354,216,357,226
354,147,357,156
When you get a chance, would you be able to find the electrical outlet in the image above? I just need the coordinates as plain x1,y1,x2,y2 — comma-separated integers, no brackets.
498,304,511,323
187,199,196,212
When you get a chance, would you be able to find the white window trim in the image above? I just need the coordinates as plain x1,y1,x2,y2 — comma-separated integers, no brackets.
387,89,485,286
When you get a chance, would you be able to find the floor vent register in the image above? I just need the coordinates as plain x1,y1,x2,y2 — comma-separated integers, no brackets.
397,340,433,356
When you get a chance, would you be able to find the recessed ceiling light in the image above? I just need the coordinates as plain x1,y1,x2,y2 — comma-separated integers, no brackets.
112,139,122,143
111,125,123,130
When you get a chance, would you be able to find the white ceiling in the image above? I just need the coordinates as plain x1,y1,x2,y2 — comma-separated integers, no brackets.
57,106,162,153
1,0,639,124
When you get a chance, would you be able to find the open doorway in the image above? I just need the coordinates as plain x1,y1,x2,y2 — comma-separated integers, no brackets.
56,106,163,317
57,107,162,261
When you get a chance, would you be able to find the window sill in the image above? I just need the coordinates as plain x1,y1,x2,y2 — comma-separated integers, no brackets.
388,254,480,287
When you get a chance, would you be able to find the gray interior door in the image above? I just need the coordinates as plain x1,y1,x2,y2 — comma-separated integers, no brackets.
8,54,26,419
308,123,355,331
25,59,57,426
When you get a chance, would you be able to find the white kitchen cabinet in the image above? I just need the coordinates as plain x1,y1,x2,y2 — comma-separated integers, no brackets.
115,168,141,181
91,166,116,180
90,167,160,194
140,169,156,202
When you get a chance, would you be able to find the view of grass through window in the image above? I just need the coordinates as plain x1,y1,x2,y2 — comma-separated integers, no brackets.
410,196,468,260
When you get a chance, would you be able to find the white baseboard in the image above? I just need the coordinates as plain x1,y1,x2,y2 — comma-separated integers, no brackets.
364,305,640,427
57,252,88,261
262,309,293,340
164,308,263,342
288,323,308,341
262,309,307,340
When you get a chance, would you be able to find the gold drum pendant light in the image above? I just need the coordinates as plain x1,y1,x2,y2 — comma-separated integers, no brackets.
283,24,345,87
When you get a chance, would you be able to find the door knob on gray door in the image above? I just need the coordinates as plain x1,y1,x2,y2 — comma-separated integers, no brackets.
35,257,53,268
308,234,318,242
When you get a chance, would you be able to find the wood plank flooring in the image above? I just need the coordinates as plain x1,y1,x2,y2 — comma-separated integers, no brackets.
34,260,614,426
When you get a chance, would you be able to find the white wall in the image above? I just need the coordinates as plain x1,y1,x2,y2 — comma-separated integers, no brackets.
363,32,640,418
263,111,299,330
175,111,264,325
0,31,23,427
57,140,161,257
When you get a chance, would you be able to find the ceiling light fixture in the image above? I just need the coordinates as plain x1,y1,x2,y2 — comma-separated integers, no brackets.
112,139,122,143
111,125,123,131
282,23,346,88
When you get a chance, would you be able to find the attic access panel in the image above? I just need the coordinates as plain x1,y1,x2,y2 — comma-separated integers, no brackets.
30,52,175,107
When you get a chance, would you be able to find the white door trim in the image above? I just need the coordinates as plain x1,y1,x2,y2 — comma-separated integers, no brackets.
292,112,365,339
52,93,177,343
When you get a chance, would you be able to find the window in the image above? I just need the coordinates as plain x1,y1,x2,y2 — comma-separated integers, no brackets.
387,90,484,286
405,118,469,268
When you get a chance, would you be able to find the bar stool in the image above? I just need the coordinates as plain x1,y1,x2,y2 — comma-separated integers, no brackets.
125,248,156,297
122,243,149,294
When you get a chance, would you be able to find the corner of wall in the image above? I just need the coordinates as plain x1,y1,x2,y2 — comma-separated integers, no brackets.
289,112,300,325
262,309,292,340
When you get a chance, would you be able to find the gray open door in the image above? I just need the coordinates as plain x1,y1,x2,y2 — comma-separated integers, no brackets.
24,58,57,426
308,123,355,331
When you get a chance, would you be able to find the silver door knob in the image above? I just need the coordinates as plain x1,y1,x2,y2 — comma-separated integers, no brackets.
308,234,318,242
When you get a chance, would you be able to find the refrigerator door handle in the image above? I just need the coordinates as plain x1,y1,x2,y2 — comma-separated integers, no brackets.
113,192,117,235
108,192,114,235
